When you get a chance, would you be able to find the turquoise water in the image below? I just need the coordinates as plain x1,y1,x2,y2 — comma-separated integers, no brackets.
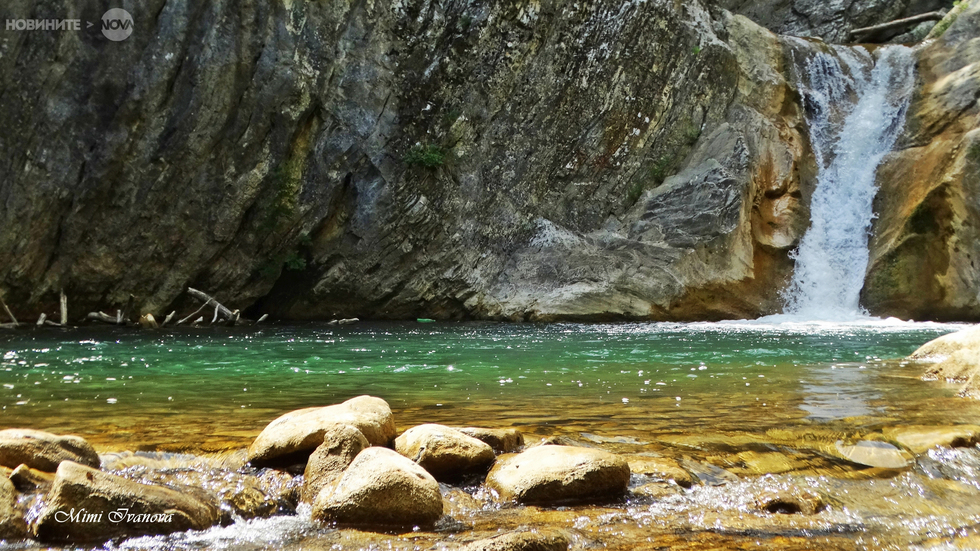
0,321,973,451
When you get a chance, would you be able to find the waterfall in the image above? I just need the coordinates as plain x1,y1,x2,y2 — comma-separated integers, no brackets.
781,45,916,321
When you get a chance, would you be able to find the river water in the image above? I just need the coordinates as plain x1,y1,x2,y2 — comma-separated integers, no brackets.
3,320,980,550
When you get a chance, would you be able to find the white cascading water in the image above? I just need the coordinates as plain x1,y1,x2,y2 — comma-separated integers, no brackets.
781,45,916,321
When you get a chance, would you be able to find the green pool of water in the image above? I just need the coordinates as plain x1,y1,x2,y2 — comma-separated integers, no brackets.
0,320,974,451
5,320,980,551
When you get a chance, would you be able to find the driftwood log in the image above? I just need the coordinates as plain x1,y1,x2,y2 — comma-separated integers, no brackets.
186,288,239,325
849,11,944,41
59,290,68,326
86,311,123,325
1,295,18,326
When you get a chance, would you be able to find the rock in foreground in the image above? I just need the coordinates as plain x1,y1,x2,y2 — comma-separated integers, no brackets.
0,477,26,540
312,447,442,529
486,445,629,504
458,427,525,454
248,396,395,468
458,529,570,551
33,461,221,543
395,424,496,481
0,429,99,472
302,424,369,503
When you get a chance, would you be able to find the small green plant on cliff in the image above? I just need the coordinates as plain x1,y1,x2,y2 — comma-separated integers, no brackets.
683,121,702,145
931,0,968,38
283,251,307,271
692,45,702,56
650,155,673,184
404,144,447,168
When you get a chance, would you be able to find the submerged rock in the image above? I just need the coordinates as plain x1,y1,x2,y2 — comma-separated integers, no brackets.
755,487,826,515
884,425,980,454
457,427,525,454
312,447,442,529
625,455,694,488
302,424,369,503
486,445,630,504
395,424,496,481
834,440,911,469
0,429,99,472
33,461,221,543
0,477,26,540
458,529,570,551
248,395,395,468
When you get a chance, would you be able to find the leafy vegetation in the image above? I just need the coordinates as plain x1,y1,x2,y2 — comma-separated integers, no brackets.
404,144,447,168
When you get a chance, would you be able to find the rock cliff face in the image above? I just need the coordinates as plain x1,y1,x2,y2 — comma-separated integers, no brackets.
713,0,950,43
863,2,980,320
0,0,824,321
0,0,974,322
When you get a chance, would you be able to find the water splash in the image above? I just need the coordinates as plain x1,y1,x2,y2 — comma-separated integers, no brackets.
782,46,916,321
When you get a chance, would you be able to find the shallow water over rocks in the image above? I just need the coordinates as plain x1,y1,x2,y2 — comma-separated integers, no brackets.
2,321,980,549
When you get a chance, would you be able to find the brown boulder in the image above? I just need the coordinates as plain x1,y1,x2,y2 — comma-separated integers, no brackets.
458,529,570,551
311,447,442,529
9,463,55,493
32,461,221,543
247,395,395,468
0,477,26,539
301,424,369,503
0,429,99,472
486,445,630,504
395,424,496,481
458,427,524,454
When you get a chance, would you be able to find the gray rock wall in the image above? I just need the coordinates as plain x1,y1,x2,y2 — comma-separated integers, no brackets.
0,1,820,321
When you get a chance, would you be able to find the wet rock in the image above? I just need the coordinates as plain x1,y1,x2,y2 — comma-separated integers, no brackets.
0,477,26,539
120,465,297,520
678,458,740,486
883,425,980,454
922,348,980,383
732,450,805,476
458,427,524,454
863,1,980,321
909,326,980,361
442,487,482,518
755,488,826,515
458,529,570,551
312,447,442,529
33,461,221,543
0,429,99,472
630,481,684,500
486,445,630,504
302,424,369,503
395,424,496,481
625,455,693,488
834,440,911,469
9,463,55,493
257,468,302,510
248,396,395,468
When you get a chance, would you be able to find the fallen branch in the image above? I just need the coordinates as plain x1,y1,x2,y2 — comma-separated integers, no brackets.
0,295,17,325
177,302,208,325
256,314,269,325
849,11,944,40
0,323,16,330
86,311,122,325
60,290,68,326
162,311,176,326
186,288,237,324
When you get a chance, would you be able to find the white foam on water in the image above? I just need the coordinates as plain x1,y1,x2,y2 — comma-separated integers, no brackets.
779,45,917,322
